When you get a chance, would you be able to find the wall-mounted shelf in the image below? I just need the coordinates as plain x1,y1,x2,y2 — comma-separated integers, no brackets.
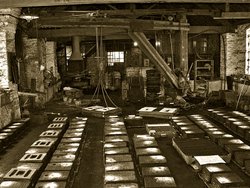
194,59,214,95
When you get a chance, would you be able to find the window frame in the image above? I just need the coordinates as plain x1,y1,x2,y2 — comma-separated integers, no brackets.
107,51,125,66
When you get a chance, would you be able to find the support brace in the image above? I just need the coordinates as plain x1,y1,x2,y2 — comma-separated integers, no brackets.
128,31,179,89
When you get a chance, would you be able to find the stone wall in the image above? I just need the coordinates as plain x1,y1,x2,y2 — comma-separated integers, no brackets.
0,8,20,53
0,83,21,128
23,36,45,93
221,24,250,77
22,36,47,106
45,41,61,101
220,24,250,97
221,33,245,77
22,37,60,105
0,8,21,88
0,8,21,128
0,31,8,88
46,42,59,78
86,57,98,87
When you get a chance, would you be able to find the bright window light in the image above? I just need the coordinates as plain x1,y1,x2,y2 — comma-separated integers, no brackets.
107,51,124,66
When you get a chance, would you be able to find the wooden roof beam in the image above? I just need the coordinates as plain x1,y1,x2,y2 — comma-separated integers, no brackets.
0,0,250,8
40,8,219,18
37,18,190,31
27,25,232,39
27,28,126,38
189,26,235,34
214,12,250,19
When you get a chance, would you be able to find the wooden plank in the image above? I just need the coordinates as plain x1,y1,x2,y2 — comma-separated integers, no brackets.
28,28,126,38
47,8,218,17
0,0,250,8
128,31,180,89
221,12,250,19
178,30,188,74
18,92,38,97
105,8,218,16
37,18,189,31
189,26,234,34
103,34,130,40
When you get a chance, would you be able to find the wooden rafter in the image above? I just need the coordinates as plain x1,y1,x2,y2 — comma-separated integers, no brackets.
42,8,219,18
27,26,232,40
27,28,126,38
0,0,250,8
215,12,250,19
36,18,190,31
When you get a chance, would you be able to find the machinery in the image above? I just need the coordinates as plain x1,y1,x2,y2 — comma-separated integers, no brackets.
128,31,191,107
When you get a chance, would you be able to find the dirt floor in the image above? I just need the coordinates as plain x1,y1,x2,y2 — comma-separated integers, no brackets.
0,91,250,187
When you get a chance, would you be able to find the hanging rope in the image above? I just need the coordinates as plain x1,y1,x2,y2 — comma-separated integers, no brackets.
101,79,108,107
90,27,101,103
90,27,118,108
169,32,174,70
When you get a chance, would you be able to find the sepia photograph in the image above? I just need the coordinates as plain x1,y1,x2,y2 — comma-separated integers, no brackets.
0,0,250,187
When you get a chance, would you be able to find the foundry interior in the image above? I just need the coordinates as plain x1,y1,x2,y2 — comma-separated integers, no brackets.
1,1,250,188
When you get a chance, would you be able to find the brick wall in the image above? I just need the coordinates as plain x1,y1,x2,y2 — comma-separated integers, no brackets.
23,36,45,106
219,23,250,100
86,57,98,87
46,42,59,78
0,31,8,88
22,37,60,105
23,36,45,93
0,8,20,53
221,24,250,77
0,9,20,88
221,33,245,76
45,41,61,101
0,8,21,128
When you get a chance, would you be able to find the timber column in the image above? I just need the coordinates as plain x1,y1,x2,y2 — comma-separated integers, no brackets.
176,13,188,76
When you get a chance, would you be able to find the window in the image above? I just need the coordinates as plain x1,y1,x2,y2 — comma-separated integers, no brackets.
107,51,124,66
245,28,250,75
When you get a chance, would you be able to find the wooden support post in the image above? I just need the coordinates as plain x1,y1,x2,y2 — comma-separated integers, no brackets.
179,30,188,75
225,3,230,12
176,14,188,76
18,92,38,97
128,31,180,89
